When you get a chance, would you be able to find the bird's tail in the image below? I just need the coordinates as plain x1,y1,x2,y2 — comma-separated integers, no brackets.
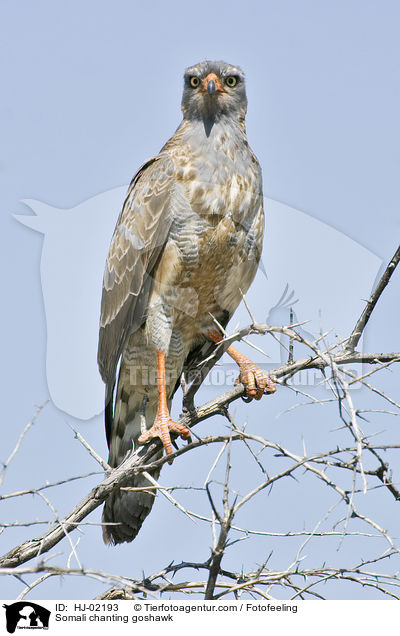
102,379,163,545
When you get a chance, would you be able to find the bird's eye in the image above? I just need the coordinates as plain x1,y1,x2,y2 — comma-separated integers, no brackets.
190,76,200,88
225,76,238,88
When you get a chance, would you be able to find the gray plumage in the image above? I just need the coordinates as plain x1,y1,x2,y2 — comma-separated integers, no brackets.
98,60,264,544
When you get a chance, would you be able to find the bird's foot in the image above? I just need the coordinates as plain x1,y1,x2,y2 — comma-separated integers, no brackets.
138,414,191,464
235,359,276,400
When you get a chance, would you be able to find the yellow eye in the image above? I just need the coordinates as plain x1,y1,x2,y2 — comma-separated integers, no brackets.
190,76,200,88
225,76,237,88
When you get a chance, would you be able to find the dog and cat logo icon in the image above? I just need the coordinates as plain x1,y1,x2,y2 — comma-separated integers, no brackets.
3,602,50,633
15,192,381,418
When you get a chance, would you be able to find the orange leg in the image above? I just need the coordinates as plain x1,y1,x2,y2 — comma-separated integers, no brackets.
208,329,276,400
138,350,191,460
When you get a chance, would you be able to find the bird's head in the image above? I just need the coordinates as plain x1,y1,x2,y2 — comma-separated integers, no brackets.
181,60,247,126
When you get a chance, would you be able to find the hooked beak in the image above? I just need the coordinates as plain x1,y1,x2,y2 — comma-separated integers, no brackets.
207,78,216,95
203,72,223,95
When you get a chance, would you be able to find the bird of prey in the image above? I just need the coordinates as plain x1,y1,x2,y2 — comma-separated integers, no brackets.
98,60,276,544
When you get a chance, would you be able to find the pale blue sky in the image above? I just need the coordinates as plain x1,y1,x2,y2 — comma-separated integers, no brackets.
1,0,400,600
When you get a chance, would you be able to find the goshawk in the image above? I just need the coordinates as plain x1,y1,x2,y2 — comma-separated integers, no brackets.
98,60,275,544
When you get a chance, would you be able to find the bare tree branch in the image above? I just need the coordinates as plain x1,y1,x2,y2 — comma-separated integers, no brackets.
2,244,400,599
346,243,400,351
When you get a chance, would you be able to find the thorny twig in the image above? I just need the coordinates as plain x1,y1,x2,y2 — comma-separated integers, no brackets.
1,243,400,600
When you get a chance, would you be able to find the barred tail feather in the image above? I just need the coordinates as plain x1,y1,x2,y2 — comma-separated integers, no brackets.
102,379,162,545
102,466,161,544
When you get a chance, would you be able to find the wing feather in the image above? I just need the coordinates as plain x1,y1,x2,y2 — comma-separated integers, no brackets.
98,154,175,398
